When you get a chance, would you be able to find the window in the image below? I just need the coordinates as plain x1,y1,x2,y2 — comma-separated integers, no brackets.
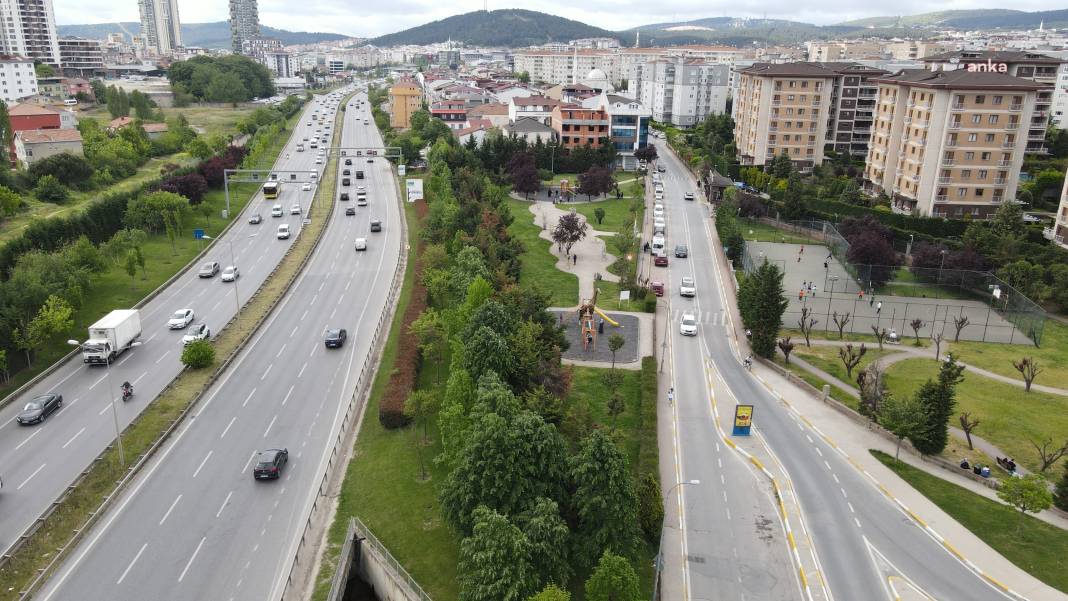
965,151,975,160
958,188,967,198
976,188,985,198
975,95,985,104
961,169,971,179
988,114,999,124
802,81,809,88
985,134,995,142
968,133,977,142
981,152,991,160
978,169,988,179
972,114,982,124
993,95,1003,105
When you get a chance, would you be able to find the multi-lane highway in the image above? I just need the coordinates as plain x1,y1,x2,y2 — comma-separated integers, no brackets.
0,90,351,559
37,89,402,601
654,138,1022,601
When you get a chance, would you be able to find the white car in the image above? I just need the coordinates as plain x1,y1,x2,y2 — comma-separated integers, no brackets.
290,204,301,215
301,182,312,191
271,204,283,217
653,217,666,232
315,158,323,164
680,313,698,336
653,205,665,218
221,265,240,282
354,238,367,251
680,277,696,297
277,224,290,239
168,308,194,329
181,323,211,345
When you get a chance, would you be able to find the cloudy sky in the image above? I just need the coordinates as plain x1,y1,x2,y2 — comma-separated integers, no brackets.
55,0,1068,36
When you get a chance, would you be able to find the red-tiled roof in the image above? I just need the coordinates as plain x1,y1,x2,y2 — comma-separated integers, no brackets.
17,129,83,143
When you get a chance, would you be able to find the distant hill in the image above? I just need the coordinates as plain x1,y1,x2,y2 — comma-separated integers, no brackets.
630,16,860,47
57,21,347,48
837,8,1068,30
370,9,618,48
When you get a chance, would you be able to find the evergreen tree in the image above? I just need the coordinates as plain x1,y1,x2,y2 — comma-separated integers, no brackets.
782,172,806,220
770,152,793,179
457,506,539,601
911,354,966,455
569,430,639,568
517,497,572,586
737,260,788,358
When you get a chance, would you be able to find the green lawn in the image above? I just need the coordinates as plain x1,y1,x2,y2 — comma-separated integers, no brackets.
78,104,257,139
774,355,860,411
948,319,1068,388
506,198,579,307
872,450,1068,593
790,345,899,390
572,198,642,232
739,218,820,244
884,358,1068,474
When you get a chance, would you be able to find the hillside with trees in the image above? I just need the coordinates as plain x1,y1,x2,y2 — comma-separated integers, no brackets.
370,9,618,47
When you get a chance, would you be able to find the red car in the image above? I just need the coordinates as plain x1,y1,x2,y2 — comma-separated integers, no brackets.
650,281,665,296
654,253,669,267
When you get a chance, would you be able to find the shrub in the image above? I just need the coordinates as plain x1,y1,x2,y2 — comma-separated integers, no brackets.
34,175,70,204
636,472,663,541
181,339,215,368
379,246,427,429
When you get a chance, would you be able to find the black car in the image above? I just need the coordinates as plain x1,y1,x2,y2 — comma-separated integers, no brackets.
342,178,350,186
369,220,382,232
345,206,356,216
674,244,689,258
344,158,352,165
340,192,350,201
17,393,63,425
253,448,289,480
343,169,351,176
367,158,374,163
325,328,348,348
355,171,364,179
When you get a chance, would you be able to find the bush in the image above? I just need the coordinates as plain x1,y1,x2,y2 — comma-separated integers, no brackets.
379,248,427,429
27,153,95,190
181,339,215,368
34,175,70,204
636,472,663,541
643,297,656,313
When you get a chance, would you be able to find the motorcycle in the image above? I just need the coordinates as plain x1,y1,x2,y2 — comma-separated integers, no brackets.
121,385,133,402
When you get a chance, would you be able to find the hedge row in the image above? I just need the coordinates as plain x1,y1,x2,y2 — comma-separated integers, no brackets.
378,224,428,429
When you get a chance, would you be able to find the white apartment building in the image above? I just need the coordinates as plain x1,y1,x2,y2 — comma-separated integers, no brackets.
138,0,182,56
0,0,60,65
630,58,729,127
262,51,296,78
508,95,562,126
0,55,36,102
806,40,887,62
512,50,621,86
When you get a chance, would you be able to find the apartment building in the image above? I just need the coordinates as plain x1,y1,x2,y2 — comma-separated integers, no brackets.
582,92,651,169
430,100,467,130
229,0,260,54
733,62,836,170
512,49,620,86
262,50,296,78
921,50,1065,153
508,95,561,126
863,69,1040,218
630,57,729,127
137,0,182,56
58,37,104,77
884,41,954,61
0,0,60,65
0,55,37,103
822,62,888,157
1048,171,1068,248
551,103,609,149
806,41,886,62
388,78,422,129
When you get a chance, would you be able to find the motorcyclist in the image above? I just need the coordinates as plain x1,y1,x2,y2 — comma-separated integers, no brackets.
121,381,133,398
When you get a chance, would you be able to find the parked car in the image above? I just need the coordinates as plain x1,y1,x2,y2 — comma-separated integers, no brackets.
654,252,668,267
168,308,195,329
198,261,220,278
650,281,665,297
684,192,695,201
221,265,240,282
181,323,211,345
325,328,347,348
17,393,63,425
253,448,289,480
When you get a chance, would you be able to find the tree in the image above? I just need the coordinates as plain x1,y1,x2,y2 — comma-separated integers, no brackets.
516,71,531,84
181,339,215,368
160,173,209,204
577,166,614,199
607,333,625,369
737,260,788,358
529,586,569,601
0,184,22,216
205,71,250,103
13,295,74,365
932,333,944,360
1012,357,1042,393
517,497,572,586
584,551,641,601
871,325,888,351
778,337,795,365
997,475,1053,532
782,172,806,220
0,100,13,168
34,175,70,204
633,145,657,163
606,391,625,428
838,343,866,379
185,137,213,160
831,311,851,339
28,152,95,188
594,207,606,225
991,200,1026,241
769,152,793,179
123,248,139,288
1030,438,1068,473
0,349,7,383
846,231,899,287
878,394,924,459
912,354,965,455
551,212,588,258
952,315,970,342
570,430,639,568
797,306,818,347
636,472,662,542
909,319,925,346
405,389,437,481
857,360,887,418
457,506,539,601
512,164,541,198
1054,463,1068,512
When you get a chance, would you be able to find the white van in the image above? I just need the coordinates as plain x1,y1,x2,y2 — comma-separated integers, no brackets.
63,98,78,106
277,224,290,239
651,234,665,254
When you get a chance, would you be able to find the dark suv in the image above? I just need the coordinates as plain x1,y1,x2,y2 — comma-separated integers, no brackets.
253,449,288,480
325,328,348,348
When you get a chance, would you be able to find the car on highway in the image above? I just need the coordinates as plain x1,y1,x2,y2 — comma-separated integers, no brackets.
357,195,368,207
253,448,289,480
315,157,323,164
277,224,290,239
367,158,374,163
301,182,312,191
198,261,220,278
684,192,695,201
345,206,356,216
340,192,349,201
17,393,63,425
370,220,382,232
342,178,350,186
650,281,664,296
221,265,240,282
674,244,688,258
168,309,195,329
654,252,668,267
324,328,347,348
354,238,367,251
248,213,262,224
290,203,301,215
344,158,352,165
680,313,698,336
181,323,211,345
680,277,696,297
658,164,666,173
342,169,350,176
271,205,283,217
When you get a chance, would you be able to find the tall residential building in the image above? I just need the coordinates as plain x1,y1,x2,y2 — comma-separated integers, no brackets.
0,55,38,102
58,37,104,77
630,57,729,127
733,62,836,170
806,41,886,62
137,0,182,56
550,103,609,149
581,92,651,170
0,0,61,65
262,50,296,78
863,69,1040,219
821,62,888,157
229,0,260,54
388,78,422,129
921,51,1065,153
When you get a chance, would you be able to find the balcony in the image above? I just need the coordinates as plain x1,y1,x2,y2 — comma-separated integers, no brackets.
942,159,955,166
995,177,1007,185
952,103,965,110
1029,132,1046,141
772,101,781,106
1006,122,1019,130
949,122,961,130
945,139,958,148
1010,103,1023,111
1002,141,1016,148
936,195,948,201
911,175,920,182
769,127,778,132
904,117,912,124
1035,110,1049,118
938,177,951,184
998,159,1012,167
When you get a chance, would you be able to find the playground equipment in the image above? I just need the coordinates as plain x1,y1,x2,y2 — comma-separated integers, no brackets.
576,288,620,351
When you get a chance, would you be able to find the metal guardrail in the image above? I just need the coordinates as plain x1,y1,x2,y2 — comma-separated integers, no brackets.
326,520,358,601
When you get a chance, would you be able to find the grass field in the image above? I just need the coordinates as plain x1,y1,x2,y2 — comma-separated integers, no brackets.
872,450,1068,593
78,104,257,139
884,358,1068,474
571,197,642,232
506,198,579,307
948,319,1068,387
739,218,820,244
789,345,897,390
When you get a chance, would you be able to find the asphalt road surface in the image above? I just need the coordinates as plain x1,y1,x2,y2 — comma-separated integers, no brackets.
0,90,353,557
37,88,402,601
653,139,1018,601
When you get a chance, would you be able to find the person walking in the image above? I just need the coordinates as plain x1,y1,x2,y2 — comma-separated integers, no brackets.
876,301,883,315
869,296,875,307
573,254,578,265
668,387,675,404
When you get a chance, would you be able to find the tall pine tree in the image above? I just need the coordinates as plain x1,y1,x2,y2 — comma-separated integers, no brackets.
569,430,639,569
457,506,539,601
911,354,965,455
782,172,806,220
738,260,788,358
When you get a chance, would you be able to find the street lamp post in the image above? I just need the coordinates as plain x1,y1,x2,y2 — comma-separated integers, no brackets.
67,339,141,468
938,249,947,284
652,479,700,601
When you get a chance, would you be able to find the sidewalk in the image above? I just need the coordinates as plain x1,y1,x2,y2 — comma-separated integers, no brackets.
520,198,619,303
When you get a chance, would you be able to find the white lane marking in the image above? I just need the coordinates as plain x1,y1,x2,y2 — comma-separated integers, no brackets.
336,294,345,306
281,385,295,406
301,310,308,321
298,362,307,378
17,463,46,489
815,447,823,457
330,308,336,319
212,300,221,312
261,364,273,381
242,388,257,408
263,415,278,438
276,344,287,358
89,373,107,390
854,517,862,528
193,450,213,477
310,294,318,305
98,404,112,416
62,427,86,449
290,326,299,337
155,350,171,365
216,491,234,518
833,473,840,484
15,428,42,450
160,494,182,525
242,450,257,474
840,488,848,499
177,536,207,582
116,543,148,585
146,333,157,343
133,372,148,385
847,502,856,514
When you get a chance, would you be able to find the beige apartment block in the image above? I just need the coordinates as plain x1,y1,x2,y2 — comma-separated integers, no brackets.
1049,170,1068,248
734,62,836,170
388,78,422,129
863,69,1040,219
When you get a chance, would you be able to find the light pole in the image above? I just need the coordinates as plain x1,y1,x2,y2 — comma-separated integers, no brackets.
938,249,947,284
653,479,700,601
67,339,141,468
203,234,256,321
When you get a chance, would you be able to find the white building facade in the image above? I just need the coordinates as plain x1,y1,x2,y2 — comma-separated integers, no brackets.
0,0,60,65
0,56,38,102
630,58,729,127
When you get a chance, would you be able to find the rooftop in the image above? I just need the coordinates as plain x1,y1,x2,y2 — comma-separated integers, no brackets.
872,68,1044,91
920,50,1065,66
468,102,508,116
513,95,561,107
738,62,839,78
9,103,62,116
17,129,83,144
505,117,555,134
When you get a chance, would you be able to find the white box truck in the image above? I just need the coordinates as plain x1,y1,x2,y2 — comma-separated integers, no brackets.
82,309,142,365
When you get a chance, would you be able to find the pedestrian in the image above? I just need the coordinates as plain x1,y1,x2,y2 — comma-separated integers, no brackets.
799,290,804,301
573,254,578,265
823,261,828,270
644,241,650,253
797,255,802,263
869,296,874,307
668,387,674,404
858,290,864,300
586,333,593,349
811,285,817,297
800,245,804,255
876,301,882,314
598,318,604,334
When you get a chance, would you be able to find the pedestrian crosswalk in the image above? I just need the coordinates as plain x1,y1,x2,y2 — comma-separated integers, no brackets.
670,309,726,326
